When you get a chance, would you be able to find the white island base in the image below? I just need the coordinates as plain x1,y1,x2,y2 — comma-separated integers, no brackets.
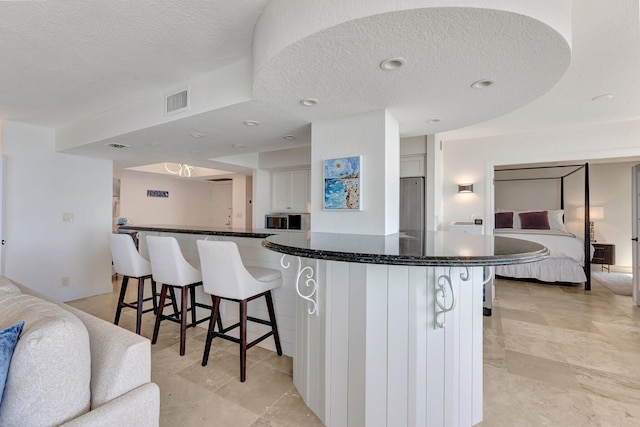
289,259,484,427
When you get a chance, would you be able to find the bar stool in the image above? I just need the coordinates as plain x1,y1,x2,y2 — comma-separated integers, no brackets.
196,239,282,382
147,235,211,356
108,233,159,335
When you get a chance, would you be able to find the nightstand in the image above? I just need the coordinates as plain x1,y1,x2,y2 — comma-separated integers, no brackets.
591,243,615,272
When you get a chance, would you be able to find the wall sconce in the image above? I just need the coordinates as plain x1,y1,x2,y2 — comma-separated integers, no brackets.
458,184,474,193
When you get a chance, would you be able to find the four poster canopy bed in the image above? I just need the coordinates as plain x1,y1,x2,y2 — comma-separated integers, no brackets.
493,163,593,290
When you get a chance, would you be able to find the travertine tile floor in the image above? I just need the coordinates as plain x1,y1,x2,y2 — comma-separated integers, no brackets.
67,276,324,427
67,273,640,426
480,274,640,427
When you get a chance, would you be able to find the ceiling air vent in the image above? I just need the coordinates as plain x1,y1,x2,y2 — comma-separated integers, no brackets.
165,86,190,115
105,143,130,149
206,178,233,182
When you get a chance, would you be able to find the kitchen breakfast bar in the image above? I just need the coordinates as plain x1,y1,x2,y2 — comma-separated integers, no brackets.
120,224,548,427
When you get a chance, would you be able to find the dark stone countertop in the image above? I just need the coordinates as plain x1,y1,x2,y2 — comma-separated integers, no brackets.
118,225,549,267
118,224,288,239
262,230,549,267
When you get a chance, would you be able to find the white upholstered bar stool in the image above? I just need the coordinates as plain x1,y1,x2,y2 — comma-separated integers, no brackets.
108,232,158,335
196,239,282,382
147,235,210,356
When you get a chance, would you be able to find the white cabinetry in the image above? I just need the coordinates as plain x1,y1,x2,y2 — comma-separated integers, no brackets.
400,154,425,177
271,169,309,212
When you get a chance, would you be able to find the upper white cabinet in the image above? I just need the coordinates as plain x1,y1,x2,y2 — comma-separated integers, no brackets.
272,169,309,212
400,154,425,177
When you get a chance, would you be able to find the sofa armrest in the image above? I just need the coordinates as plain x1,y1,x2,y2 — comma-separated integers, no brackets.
60,383,160,427
65,305,152,408
11,280,153,408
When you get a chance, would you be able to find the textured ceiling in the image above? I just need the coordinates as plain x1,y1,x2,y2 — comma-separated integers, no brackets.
253,7,570,135
0,0,266,127
0,1,638,175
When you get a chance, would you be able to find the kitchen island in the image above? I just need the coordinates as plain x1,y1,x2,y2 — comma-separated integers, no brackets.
120,225,547,426
262,231,548,427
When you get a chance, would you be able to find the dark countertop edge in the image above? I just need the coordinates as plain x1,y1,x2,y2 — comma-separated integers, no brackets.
118,225,276,239
261,240,551,267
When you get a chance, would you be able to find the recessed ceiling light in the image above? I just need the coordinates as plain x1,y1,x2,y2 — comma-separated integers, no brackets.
146,142,159,146
470,79,495,89
105,143,130,149
380,57,406,71
592,93,613,101
232,144,245,148
243,120,261,126
427,118,442,124
283,135,296,141
300,98,319,107
189,133,205,138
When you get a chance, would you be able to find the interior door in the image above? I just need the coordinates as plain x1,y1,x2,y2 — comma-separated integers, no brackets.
632,164,640,305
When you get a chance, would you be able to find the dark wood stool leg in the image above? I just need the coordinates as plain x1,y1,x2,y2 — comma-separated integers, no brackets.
202,296,220,367
179,286,189,356
151,279,158,314
190,285,197,327
152,284,168,345
114,276,129,325
135,277,145,334
168,286,179,316
265,291,282,356
216,312,224,332
239,299,248,382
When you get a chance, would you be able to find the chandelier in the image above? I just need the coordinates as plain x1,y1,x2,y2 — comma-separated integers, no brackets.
164,162,194,177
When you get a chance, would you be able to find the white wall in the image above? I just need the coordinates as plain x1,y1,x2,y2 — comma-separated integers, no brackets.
495,180,561,211
589,162,635,270
442,119,640,270
119,170,232,226
3,121,113,301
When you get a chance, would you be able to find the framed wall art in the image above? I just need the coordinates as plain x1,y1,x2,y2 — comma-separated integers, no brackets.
323,156,361,210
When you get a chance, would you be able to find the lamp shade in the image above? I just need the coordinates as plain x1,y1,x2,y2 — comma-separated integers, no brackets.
576,206,604,220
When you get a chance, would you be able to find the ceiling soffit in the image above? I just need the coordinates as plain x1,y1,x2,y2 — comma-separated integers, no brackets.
252,0,572,135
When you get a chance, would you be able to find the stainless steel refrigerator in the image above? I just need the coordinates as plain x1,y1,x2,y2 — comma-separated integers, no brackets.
400,177,425,234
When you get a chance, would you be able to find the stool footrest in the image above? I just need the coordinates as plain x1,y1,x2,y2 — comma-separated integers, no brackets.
209,331,275,350
157,313,208,328
247,316,272,327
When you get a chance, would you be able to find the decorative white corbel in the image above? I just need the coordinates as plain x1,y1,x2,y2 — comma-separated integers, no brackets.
434,266,469,329
280,254,318,316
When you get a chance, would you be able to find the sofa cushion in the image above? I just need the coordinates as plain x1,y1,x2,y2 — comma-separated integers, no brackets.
0,321,24,406
0,277,22,297
0,294,91,426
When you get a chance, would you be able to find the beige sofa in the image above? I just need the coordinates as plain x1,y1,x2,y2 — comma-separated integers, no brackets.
0,277,159,426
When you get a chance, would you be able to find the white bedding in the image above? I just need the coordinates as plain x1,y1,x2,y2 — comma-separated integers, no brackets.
494,229,591,283
495,228,587,265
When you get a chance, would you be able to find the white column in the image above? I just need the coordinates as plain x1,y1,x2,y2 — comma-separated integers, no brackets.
310,109,400,235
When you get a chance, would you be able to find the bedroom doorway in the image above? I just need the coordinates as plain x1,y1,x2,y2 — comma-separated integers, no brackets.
632,163,640,305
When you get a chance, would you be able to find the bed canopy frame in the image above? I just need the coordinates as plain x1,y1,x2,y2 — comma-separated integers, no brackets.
494,163,591,290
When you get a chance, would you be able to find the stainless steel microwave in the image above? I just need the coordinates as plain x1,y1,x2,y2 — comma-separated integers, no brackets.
265,214,310,230
265,214,288,230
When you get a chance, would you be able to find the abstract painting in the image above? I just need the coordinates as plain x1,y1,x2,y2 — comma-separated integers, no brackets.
323,156,361,210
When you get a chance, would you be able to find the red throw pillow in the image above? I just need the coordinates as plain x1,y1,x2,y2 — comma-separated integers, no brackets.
495,212,514,228
519,211,550,230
